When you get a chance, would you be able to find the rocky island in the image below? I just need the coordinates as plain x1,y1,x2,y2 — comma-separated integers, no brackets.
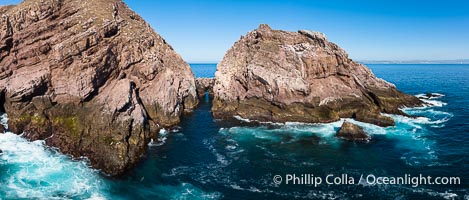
0,0,198,175
212,24,422,126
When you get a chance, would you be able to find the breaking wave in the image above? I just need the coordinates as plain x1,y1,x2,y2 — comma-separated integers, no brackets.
0,113,108,199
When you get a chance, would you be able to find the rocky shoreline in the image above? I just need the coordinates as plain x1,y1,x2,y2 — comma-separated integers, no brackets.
1,1,421,175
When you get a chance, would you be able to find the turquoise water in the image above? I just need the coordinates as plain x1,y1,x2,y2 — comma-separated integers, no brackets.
0,64,468,199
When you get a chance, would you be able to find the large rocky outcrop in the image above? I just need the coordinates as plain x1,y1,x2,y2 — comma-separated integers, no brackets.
0,0,198,175
212,24,421,126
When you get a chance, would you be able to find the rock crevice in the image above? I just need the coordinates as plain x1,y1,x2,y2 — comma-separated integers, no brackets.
195,78,215,99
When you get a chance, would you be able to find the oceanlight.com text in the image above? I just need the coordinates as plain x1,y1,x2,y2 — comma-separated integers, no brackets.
272,174,461,188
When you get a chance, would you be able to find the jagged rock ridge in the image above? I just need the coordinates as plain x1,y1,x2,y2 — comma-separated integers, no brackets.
0,0,198,175
212,24,422,126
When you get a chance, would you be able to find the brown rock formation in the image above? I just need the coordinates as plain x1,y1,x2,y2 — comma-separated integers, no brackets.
212,24,421,126
336,121,369,141
0,0,198,175
195,78,215,99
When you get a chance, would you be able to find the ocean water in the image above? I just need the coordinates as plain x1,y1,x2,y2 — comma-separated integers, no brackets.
191,63,218,78
0,64,468,199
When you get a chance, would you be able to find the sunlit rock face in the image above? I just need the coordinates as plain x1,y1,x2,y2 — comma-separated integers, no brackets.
212,24,421,125
0,0,198,175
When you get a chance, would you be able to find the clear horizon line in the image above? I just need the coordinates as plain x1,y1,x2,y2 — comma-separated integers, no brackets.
188,59,469,65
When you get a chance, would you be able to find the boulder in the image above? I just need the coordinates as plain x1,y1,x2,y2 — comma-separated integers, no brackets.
0,0,198,175
336,122,370,141
212,24,422,126
0,124,4,133
196,78,215,99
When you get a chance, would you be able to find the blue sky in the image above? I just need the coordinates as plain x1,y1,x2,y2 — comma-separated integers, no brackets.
2,0,469,63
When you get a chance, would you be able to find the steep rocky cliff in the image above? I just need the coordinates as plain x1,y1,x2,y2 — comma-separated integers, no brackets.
0,0,198,175
212,24,421,126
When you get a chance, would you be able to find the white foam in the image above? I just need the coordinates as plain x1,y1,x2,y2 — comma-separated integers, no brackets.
233,115,286,126
148,128,168,147
232,113,443,138
234,115,252,123
403,108,452,116
0,113,109,199
1,113,8,129
415,93,445,99
170,126,182,133
229,184,263,193
421,99,447,107
0,132,108,199
342,118,387,135
386,112,450,126
225,145,237,151
414,93,447,108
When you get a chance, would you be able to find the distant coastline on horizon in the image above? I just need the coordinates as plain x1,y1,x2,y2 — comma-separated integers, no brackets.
357,59,469,64
189,59,469,65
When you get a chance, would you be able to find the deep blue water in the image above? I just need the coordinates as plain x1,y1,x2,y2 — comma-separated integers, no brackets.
0,64,468,199
191,63,218,78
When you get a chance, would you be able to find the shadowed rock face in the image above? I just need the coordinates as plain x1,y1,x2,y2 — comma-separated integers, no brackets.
0,0,198,175
212,24,422,126
195,78,215,99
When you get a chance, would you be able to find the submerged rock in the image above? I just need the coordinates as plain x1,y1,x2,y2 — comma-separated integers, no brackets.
0,0,198,175
212,24,421,126
422,93,443,99
336,122,369,141
196,78,215,99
